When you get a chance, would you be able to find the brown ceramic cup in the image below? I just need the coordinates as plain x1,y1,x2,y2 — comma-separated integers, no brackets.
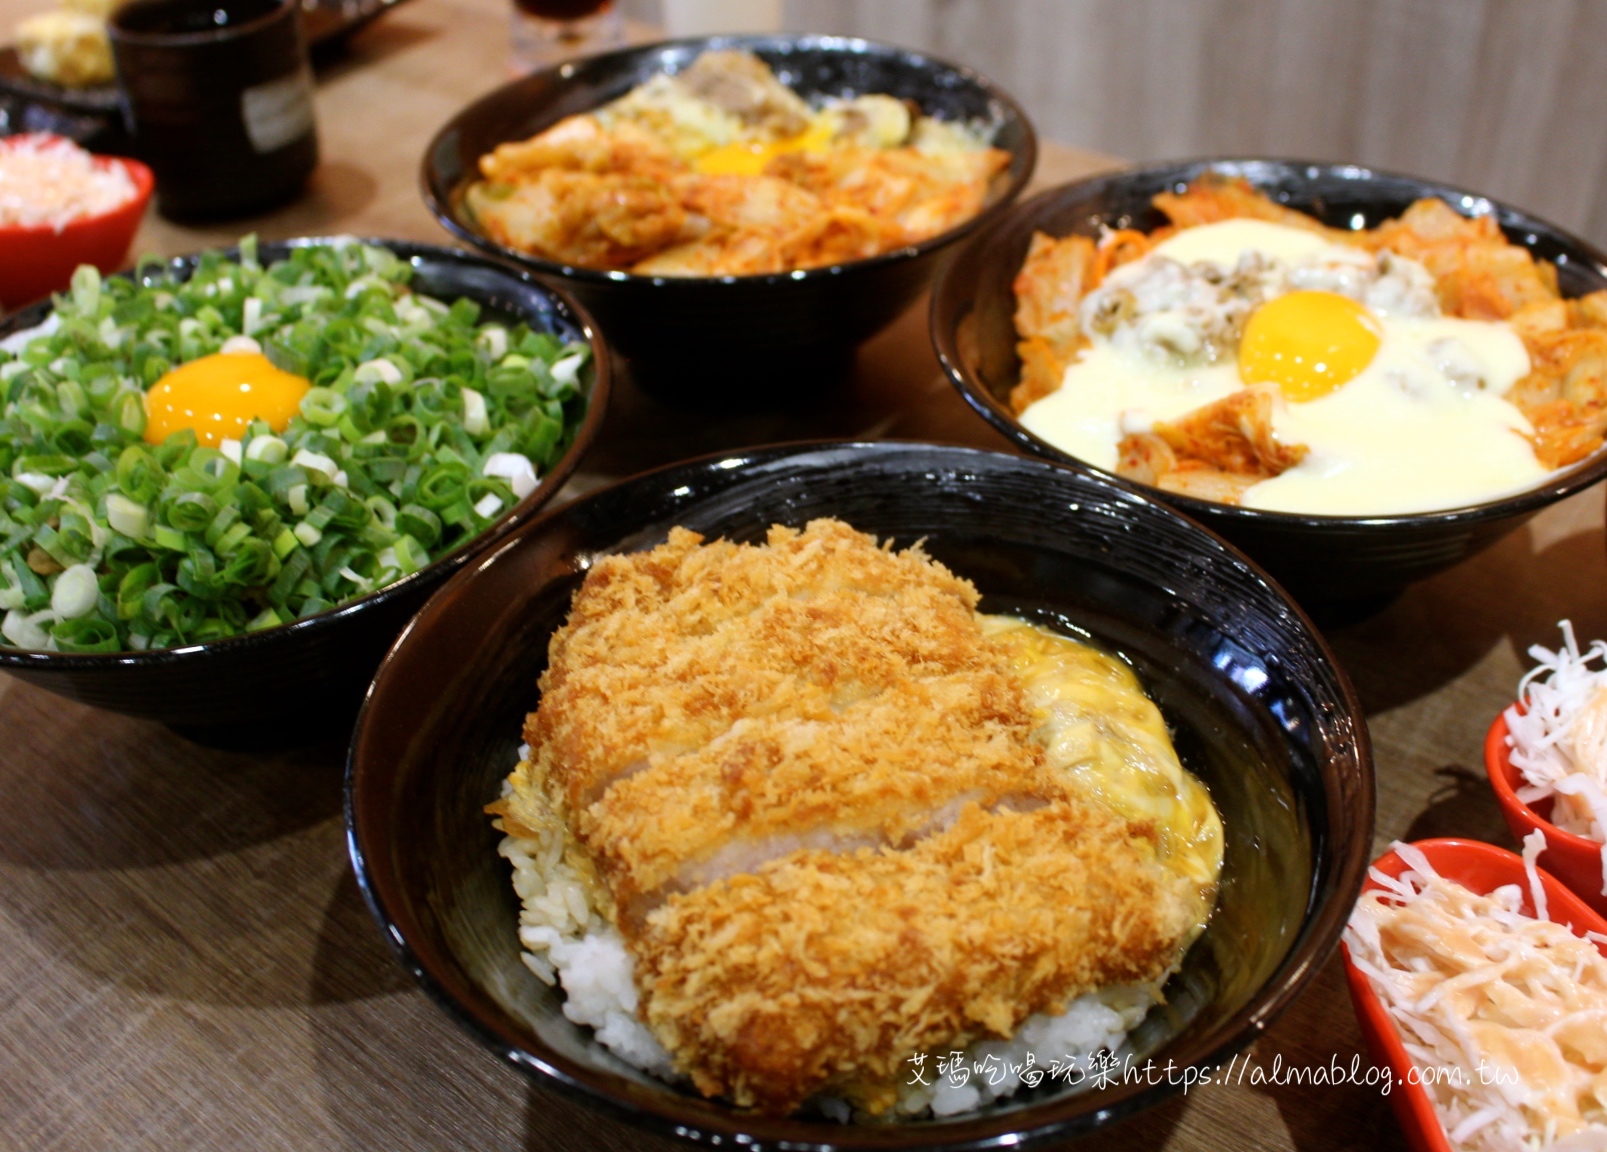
109,0,318,220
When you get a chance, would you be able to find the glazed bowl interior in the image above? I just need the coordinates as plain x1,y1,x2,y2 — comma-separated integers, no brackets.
0,238,609,740
932,158,1607,608
421,35,1036,402
347,441,1373,1149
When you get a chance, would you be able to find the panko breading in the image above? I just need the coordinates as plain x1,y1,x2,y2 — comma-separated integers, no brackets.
638,801,1193,1115
494,519,1217,1116
464,50,1008,277
1012,175,1607,499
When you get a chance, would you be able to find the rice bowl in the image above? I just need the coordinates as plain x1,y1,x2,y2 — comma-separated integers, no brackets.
344,440,1373,1150
485,518,1223,1118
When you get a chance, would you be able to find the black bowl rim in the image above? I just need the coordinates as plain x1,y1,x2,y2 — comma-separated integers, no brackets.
0,235,612,668
420,32,1039,288
345,437,1375,1152
109,0,298,47
931,155,1607,528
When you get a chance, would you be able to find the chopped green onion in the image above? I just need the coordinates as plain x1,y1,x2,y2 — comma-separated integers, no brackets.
473,492,503,520
462,387,489,436
2,608,50,649
245,434,288,463
104,493,150,540
50,563,98,618
0,240,589,651
247,607,281,631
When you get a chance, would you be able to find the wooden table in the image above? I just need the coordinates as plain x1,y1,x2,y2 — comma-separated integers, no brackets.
3,2,1604,1148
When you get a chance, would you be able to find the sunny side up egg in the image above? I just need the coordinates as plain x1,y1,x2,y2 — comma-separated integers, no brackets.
144,350,311,448
1017,219,1547,516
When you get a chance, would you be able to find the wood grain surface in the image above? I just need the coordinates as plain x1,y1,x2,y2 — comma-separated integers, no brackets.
1,1,1604,1148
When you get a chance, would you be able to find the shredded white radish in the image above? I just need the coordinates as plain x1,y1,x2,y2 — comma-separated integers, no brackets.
1505,621,1607,893
1344,842,1607,1151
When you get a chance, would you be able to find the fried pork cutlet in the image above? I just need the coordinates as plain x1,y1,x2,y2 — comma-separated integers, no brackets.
502,518,1206,1115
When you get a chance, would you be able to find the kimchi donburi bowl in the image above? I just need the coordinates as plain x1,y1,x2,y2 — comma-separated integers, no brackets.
933,159,1607,609
346,441,1372,1150
423,35,1035,404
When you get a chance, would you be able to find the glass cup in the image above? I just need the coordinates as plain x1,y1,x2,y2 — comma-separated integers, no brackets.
509,0,624,73
109,0,318,221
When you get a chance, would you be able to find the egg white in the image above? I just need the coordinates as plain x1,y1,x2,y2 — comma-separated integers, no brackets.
1019,220,1548,516
1148,218,1337,266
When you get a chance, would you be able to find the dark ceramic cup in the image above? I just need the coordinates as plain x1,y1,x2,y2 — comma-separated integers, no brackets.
110,0,318,220
347,441,1374,1150
932,158,1607,613
0,239,609,746
422,34,1036,407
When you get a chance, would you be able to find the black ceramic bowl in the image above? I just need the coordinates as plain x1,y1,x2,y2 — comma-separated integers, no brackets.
422,34,1036,404
0,238,609,740
347,440,1373,1150
932,158,1607,609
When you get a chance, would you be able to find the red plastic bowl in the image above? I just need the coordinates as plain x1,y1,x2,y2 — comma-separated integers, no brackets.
1341,838,1607,1152
1485,709,1607,916
0,136,154,311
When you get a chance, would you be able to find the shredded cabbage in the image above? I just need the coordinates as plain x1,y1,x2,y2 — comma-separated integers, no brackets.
1506,621,1607,893
1345,842,1607,1151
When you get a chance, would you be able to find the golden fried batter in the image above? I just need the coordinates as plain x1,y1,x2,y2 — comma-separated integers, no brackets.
507,519,1204,1115
638,801,1193,1115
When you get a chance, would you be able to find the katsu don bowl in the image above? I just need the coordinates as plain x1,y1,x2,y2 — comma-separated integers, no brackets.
933,159,1607,610
422,35,1036,404
346,441,1373,1149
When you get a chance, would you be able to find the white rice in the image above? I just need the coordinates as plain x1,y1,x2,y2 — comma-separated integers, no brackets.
1505,622,1607,893
494,756,677,1081
495,748,1166,1120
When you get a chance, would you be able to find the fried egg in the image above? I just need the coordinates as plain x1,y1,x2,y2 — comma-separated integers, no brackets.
691,115,836,176
1018,219,1544,515
144,349,311,448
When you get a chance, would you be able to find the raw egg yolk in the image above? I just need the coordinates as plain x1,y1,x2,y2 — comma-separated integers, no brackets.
1238,290,1382,402
693,117,837,176
144,352,311,447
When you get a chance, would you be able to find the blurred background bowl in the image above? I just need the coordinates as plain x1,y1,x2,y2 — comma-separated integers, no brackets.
347,440,1373,1150
1485,709,1607,916
0,137,153,310
421,34,1036,407
931,158,1607,614
0,237,609,744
